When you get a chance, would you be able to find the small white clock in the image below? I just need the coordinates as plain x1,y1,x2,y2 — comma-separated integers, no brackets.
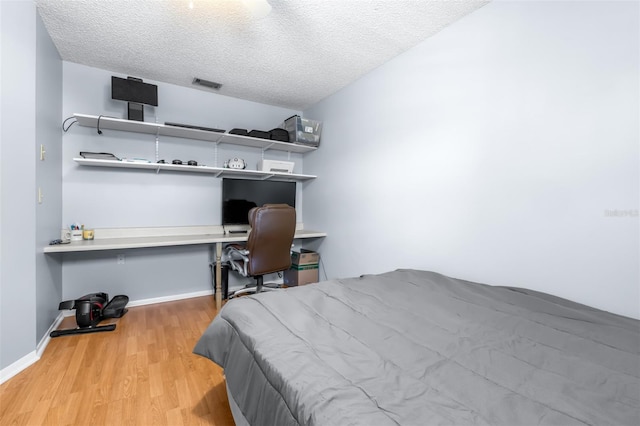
224,158,247,169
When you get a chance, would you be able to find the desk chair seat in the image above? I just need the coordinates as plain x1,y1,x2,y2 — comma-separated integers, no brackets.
226,204,296,298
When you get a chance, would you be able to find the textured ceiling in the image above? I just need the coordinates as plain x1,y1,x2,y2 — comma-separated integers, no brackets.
36,0,488,110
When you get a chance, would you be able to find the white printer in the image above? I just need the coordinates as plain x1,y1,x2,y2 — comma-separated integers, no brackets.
257,159,294,173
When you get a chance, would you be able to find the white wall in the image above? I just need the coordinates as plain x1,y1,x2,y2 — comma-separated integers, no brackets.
61,63,302,300
1,0,38,370
303,0,639,318
1,0,62,374
35,9,63,346
62,62,302,227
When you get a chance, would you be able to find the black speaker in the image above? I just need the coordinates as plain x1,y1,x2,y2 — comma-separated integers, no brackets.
222,263,229,299
216,263,230,300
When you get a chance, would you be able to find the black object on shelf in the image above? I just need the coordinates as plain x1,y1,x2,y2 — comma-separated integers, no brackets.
111,76,158,122
80,151,120,160
269,128,289,142
112,76,158,106
128,102,144,122
165,122,225,133
248,130,270,139
229,128,249,136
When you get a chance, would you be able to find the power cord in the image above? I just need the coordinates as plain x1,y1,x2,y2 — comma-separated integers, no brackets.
319,257,328,281
209,261,216,296
62,116,77,132
97,114,104,134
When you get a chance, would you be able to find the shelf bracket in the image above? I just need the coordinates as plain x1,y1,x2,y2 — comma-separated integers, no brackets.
214,144,218,167
154,124,161,162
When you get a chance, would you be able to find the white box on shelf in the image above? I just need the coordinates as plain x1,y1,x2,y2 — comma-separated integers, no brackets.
257,159,294,173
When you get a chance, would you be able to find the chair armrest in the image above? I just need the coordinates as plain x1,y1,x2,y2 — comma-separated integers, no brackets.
225,245,250,276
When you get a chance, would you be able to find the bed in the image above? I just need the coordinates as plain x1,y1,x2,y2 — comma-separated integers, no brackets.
193,269,640,425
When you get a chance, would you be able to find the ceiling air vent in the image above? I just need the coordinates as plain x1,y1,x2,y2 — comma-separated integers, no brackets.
192,77,222,90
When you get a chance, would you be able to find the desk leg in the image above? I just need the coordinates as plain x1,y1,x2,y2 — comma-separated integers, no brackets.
215,242,222,310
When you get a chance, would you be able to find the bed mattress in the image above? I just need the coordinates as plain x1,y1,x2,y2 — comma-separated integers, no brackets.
194,269,640,425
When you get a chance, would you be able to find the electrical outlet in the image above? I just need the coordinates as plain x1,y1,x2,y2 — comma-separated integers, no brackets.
117,254,125,265
38,188,43,204
40,144,46,161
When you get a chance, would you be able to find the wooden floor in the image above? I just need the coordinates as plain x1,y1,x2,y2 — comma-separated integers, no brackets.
0,296,234,425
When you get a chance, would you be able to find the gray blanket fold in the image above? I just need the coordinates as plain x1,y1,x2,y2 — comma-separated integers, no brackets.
194,269,640,426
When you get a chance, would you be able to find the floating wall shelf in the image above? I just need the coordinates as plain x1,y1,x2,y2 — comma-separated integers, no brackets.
73,158,316,181
73,114,317,154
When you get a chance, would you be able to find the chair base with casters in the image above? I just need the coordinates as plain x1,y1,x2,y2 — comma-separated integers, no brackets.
226,244,284,298
224,204,297,299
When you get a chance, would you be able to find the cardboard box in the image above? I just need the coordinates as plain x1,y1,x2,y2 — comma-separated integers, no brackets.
284,263,319,286
291,249,319,266
285,250,320,286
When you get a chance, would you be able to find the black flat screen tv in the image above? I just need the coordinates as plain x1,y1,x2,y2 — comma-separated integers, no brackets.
222,178,296,225
111,76,158,106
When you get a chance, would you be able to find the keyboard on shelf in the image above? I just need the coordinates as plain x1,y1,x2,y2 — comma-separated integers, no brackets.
164,122,225,133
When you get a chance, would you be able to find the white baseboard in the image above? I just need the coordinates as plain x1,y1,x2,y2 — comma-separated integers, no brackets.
59,290,215,312
0,350,39,385
0,312,65,385
0,290,214,385
36,312,65,357
127,289,214,308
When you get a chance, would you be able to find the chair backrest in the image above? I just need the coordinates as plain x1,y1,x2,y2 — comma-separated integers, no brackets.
246,204,296,276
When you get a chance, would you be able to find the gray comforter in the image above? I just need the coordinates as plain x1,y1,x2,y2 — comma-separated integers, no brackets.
194,269,640,425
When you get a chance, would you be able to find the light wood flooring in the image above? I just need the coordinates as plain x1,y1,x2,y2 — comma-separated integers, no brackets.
0,296,234,425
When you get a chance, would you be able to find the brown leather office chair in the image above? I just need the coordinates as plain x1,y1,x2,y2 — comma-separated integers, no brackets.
226,204,296,298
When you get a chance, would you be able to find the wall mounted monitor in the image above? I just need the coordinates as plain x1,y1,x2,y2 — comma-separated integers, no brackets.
111,76,158,106
222,178,296,225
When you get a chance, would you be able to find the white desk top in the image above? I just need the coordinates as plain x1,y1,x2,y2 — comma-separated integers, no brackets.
44,227,326,253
